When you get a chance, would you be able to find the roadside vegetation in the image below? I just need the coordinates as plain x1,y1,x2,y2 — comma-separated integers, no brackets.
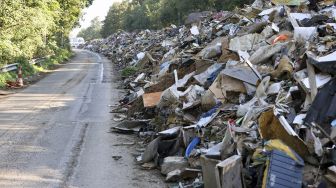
78,0,252,41
0,49,73,88
77,17,102,41
0,0,93,87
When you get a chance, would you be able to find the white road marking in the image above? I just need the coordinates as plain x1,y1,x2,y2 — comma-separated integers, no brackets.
100,63,104,83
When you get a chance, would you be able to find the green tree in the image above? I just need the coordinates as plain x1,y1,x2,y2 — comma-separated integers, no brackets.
214,0,252,11
101,2,127,37
0,0,92,66
101,0,251,35
56,0,94,48
78,17,102,41
123,3,151,31
0,0,60,64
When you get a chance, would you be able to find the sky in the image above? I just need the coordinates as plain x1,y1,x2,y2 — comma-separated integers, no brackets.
70,0,121,37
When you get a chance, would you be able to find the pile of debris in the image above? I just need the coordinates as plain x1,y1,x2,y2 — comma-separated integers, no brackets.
86,0,336,187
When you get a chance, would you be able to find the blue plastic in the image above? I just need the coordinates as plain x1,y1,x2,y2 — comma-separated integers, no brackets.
185,137,201,158
207,66,223,85
199,102,222,119
331,119,336,127
196,102,222,129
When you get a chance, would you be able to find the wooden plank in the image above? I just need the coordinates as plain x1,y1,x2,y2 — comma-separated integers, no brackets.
215,155,243,188
142,92,163,107
200,155,221,188
328,166,336,176
306,60,317,101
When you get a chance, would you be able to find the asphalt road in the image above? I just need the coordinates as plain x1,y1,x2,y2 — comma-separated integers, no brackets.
0,50,165,188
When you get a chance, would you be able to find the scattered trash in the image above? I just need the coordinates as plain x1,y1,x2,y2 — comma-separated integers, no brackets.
112,142,135,146
264,149,304,188
112,155,122,161
200,155,221,188
215,155,243,188
185,137,200,158
166,168,201,182
325,165,336,185
143,92,163,108
141,162,157,170
86,0,336,186
111,120,148,134
161,157,189,175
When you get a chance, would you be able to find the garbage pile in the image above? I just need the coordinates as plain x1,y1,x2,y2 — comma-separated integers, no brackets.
85,0,336,187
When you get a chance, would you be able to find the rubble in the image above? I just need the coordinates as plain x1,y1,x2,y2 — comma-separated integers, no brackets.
161,157,189,175
85,0,336,187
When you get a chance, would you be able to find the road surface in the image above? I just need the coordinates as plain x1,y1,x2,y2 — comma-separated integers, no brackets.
0,50,165,188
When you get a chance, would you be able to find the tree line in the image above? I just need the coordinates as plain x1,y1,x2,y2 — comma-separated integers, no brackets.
78,0,251,41
0,0,93,66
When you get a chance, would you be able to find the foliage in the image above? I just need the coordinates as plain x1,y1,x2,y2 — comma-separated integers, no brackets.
101,0,251,37
78,17,102,41
17,56,37,77
0,0,92,66
121,66,137,77
0,49,73,88
101,2,128,37
0,0,90,86
0,72,16,88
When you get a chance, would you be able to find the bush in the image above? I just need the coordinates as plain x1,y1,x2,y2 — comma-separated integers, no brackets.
16,56,37,77
121,66,137,77
0,48,73,88
0,72,16,88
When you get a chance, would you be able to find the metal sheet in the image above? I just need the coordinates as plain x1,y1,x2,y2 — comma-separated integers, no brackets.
222,67,259,85
266,150,304,188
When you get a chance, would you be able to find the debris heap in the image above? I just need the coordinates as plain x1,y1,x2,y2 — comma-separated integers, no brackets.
85,0,336,187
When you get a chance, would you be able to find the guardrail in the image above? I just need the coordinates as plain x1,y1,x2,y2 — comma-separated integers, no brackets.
0,57,47,73
0,63,19,73
30,57,47,65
